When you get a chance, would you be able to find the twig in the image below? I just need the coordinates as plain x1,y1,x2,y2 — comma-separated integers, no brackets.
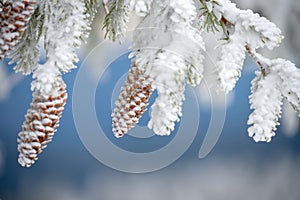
245,45,268,76
218,15,269,76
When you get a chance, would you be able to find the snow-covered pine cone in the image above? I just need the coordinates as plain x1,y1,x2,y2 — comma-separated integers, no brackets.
17,78,67,167
0,0,36,60
112,62,153,138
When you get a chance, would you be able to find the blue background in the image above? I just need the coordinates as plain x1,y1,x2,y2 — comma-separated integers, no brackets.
0,54,299,199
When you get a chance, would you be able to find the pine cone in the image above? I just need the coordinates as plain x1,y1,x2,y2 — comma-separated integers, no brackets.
0,0,36,60
17,78,67,167
112,62,153,138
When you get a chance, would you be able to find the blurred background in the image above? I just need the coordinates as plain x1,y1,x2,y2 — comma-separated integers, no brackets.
0,0,300,199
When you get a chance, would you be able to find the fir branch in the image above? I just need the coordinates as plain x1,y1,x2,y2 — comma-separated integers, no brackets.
126,0,201,136
271,59,300,116
199,0,223,32
216,32,246,93
248,70,283,142
2,0,299,165
9,3,44,75
185,28,205,86
237,9,283,50
17,0,93,167
0,0,37,60
186,62,203,87
211,0,283,94
42,0,90,73
103,0,130,43
85,0,98,20
147,51,186,135
241,48,300,142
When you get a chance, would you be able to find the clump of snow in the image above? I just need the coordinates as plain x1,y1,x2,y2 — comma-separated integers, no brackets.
248,70,283,142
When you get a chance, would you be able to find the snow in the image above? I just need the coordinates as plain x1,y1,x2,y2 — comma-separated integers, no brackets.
1,0,300,168
42,118,52,126
271,58,300,115
248,71,283,142
216,32,246,93
237,9,283,49
129,0,205,135
103,0,130,43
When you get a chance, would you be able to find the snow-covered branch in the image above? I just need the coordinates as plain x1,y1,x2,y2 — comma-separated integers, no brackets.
43,0,90,73
1,0,300,166
107,0,299,142
9,2,43,75
112,0,205,136
248,70,283,142
103,0,130,43
216,32,246,93
0,0,37,60
271,59,300,116
13,0,95,167
203,0,283,93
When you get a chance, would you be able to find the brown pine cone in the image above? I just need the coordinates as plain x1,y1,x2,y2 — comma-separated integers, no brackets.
17,78,67,167
112,62,153,138
0,0,36,60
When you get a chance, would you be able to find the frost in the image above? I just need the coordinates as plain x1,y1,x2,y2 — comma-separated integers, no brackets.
147,51,186,135
130,0,204,135
129,0,153,17
216,31,246,93
270,59,300,115
103,0,130,43
248,71,283,142
43,0,90,73
237,9,283,49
